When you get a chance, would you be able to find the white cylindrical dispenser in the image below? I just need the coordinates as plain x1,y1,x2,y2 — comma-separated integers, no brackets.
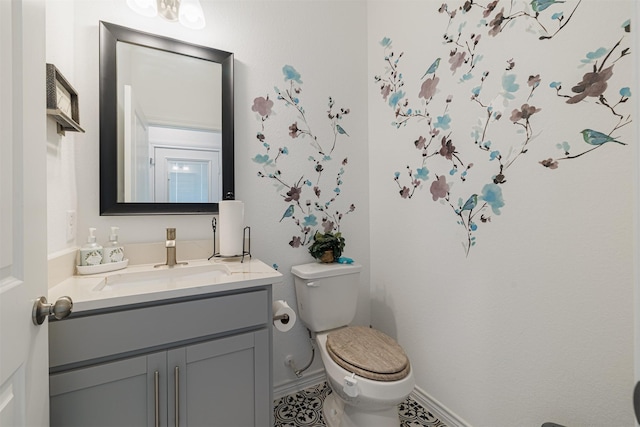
219,200,244,256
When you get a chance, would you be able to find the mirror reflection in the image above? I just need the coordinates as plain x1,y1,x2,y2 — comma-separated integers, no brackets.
116,42,222,203
99,22,234,215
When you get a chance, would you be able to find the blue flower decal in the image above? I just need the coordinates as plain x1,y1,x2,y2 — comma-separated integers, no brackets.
253,154,270,164
283,65,302,84
389,90,405,107
415,167,429,180
584,47,607,61
434,114,451,130
480,183,505,215
302,214,317,227
501,74,519,100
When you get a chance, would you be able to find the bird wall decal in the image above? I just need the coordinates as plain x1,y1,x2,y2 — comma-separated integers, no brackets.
580,129,627,146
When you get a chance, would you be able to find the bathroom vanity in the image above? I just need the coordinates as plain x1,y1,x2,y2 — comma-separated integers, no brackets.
47,259,282,427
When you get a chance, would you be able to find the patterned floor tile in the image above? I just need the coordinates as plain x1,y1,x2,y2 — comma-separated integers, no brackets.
273,382,447,427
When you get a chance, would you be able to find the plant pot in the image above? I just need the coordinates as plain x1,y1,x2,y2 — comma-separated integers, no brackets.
319,250,335,263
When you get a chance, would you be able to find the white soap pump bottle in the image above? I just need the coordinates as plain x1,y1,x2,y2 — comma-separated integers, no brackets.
104,226,125,263
79,227,104,266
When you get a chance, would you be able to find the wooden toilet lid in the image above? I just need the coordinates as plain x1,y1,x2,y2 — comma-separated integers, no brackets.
326,326,410,382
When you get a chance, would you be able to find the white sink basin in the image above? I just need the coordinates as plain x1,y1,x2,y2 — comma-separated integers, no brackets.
94,264,230,292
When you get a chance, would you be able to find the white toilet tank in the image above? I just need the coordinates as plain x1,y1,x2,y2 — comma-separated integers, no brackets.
291,262,362,333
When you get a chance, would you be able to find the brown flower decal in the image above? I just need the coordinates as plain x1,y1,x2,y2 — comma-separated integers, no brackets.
488,8,505,36
381,84,391,102
540,158,559,169
399,186,410,199
284,185,301,202
289,122,300,138
430,175,449,201
419,77,440,100
252,96,274,117
510,104,541,122
449,51,466,73
483,1,498,17
289,236,302,248
567,65,614,104
439,136,456,160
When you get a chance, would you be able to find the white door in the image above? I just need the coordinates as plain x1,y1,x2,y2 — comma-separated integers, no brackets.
0,1,50,426
153,147,220,202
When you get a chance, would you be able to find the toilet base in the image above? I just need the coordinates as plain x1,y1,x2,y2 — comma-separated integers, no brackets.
322,393,401,427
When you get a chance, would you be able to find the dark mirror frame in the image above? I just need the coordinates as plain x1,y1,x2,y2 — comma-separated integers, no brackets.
99,21,234,215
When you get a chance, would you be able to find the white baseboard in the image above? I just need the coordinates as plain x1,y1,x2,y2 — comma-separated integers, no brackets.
273,369,326,400
410,385,472,427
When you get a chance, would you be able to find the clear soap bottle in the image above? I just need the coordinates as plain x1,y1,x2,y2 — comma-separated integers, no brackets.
79,228,104,266
104,226,125,263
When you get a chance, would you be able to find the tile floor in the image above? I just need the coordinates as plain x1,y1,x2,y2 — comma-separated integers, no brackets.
273,382,448,426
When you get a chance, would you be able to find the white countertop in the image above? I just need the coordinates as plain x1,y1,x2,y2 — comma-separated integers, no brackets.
49,258,283,313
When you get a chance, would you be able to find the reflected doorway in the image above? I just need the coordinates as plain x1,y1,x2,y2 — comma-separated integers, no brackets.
154,147,220,202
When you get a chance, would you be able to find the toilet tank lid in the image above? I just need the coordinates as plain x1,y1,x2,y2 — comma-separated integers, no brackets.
291,262,362,279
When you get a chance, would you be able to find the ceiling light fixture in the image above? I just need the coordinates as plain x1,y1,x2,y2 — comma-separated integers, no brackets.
127,0,206,29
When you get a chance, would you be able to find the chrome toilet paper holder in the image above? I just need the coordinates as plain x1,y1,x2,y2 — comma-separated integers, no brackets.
273,312,290,323
208,217,252,262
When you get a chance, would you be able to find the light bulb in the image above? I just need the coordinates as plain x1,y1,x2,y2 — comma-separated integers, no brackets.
179,0,206,29
126,0,158,17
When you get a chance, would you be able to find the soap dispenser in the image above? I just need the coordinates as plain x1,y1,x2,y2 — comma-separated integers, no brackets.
80,228,103,266
104,226,125,263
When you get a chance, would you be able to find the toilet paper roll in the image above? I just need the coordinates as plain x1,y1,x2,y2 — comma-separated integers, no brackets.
273,300,296,332
219,200,244,256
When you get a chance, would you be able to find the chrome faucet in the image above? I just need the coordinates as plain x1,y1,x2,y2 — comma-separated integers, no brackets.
155,228,187,268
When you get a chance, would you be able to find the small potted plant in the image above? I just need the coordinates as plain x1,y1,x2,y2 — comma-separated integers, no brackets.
309,231,346,263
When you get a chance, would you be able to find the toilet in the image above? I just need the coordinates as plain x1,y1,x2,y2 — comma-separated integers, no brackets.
291,262,415,427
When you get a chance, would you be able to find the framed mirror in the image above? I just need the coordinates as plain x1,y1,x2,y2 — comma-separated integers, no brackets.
99,21,234,215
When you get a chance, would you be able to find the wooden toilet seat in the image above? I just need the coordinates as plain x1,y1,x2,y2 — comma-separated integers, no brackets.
325,326,411,382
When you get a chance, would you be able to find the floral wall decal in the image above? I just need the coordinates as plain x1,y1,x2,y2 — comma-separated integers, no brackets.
542,31,632,167
252,65,356,248
375,0,632,256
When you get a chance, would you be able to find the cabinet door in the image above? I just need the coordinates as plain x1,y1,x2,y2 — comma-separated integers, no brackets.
50,352,167,427
168,328,270,427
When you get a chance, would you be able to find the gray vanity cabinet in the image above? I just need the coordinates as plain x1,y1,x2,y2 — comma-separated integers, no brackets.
50,351,167,426
49,288,272,427
170,330,270,426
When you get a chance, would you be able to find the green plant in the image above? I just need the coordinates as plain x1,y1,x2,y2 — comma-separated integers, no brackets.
308,231,346,262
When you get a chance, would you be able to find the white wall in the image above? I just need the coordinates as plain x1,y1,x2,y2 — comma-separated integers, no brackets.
46,0,78,255
368,1,635,425
46,0,369,390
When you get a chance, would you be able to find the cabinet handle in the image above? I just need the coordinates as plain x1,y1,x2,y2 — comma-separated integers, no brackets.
174,366,180,427
154,370,160,427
